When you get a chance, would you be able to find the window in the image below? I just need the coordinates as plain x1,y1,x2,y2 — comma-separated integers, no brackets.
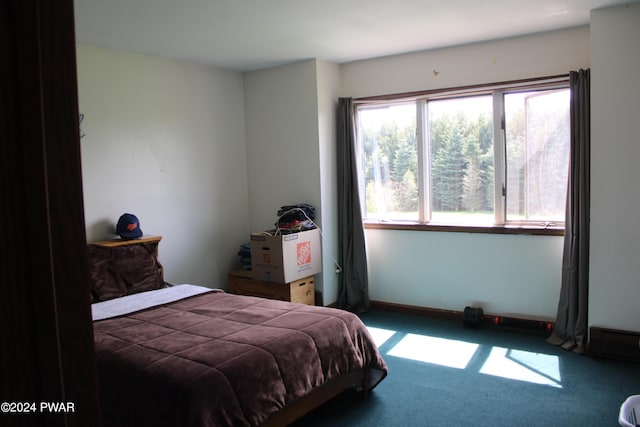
357,77,570,232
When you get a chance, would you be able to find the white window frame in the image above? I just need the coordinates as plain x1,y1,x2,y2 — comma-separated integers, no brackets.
356,76,569,234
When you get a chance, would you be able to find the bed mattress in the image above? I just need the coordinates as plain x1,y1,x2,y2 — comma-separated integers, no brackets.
93,287,387,426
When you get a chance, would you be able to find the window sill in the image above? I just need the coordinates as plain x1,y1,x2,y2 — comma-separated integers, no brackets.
363,221,564,236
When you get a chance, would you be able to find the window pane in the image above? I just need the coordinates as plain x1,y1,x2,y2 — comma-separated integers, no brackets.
358,103,418,221
505,90,569,223
428,96,494,225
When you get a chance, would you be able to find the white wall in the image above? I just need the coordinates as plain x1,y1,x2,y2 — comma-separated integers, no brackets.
77,45,249,288
366,229,564,318
339,27,590,320
340,26,590,98
590,3,640,331
316,60,341,304
243,59,327,294
243,60,322,231
76,16,640,328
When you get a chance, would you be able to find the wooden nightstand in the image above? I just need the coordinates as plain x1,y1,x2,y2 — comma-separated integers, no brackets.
227,269,315,305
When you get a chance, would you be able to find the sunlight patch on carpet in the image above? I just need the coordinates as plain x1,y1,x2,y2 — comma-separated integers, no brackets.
376,329,563,388
387,334,479,369
366,326,397,347
479,347,562,388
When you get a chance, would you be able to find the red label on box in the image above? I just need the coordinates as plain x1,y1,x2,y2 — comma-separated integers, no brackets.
297,241,311,266
262,253,271,264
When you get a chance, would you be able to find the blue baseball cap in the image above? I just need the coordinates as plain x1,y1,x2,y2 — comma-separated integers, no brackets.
116,213,143,239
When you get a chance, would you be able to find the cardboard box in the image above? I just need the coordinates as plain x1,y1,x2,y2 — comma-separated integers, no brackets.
250,228,322,283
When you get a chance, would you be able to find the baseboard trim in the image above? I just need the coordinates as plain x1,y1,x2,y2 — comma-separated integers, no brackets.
589,326,640,362
370,300,463,320
369,300,554,334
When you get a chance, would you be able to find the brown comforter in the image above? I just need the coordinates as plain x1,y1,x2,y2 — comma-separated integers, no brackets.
93,291,387,426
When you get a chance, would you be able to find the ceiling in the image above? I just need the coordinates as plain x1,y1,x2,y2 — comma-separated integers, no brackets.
74,0,632,72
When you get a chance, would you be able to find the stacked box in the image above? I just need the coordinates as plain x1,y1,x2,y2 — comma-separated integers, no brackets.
250,228,321,283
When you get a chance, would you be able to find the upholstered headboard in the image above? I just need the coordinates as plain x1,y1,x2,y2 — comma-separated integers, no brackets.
87,236,164,302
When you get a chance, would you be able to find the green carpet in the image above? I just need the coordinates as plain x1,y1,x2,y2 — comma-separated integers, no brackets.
291,309,640,427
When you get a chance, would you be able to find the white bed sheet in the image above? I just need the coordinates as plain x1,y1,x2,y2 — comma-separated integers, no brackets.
92,284,216,321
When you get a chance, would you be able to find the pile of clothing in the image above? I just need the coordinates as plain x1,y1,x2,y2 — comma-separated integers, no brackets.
275,203,316,233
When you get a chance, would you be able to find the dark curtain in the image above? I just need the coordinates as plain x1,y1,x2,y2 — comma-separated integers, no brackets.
337,97,370,312
547,69,591,353
1,0,102,421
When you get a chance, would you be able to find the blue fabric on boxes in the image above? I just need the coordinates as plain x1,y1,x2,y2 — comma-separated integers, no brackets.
237,243,252,270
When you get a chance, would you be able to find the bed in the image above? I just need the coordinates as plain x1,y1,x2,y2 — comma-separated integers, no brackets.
88,238,387,426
